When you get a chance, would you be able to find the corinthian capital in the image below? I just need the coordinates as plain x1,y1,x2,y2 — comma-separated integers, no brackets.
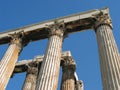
9,31,24,45
46,20,66,37
9,31,28,49
61,56,76,71
26,62,38,75
93,12,112,30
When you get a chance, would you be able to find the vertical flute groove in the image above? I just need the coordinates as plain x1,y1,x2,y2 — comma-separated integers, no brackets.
36,21,65,90
0,32,25,90
95,23,120,90
22,62,38,90
60,56,76,90
0,44,21,90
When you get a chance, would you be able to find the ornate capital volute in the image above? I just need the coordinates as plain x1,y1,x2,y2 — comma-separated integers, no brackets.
76,80,83,89
26,62,38,75
61,56,76,72
46,20,66,38
77,80,83,86
93,12,112,30
9,31,28,49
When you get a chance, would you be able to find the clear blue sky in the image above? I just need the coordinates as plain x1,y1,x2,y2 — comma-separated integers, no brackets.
0,0,120,90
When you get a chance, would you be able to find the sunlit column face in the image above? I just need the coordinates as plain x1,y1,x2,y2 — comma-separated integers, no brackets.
94,13,120,90
0,32,25,90
36,21,66,90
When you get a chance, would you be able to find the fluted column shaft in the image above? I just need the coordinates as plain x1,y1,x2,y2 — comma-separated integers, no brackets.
0,32,24,90
94,13,120,90
22,62,38,90
60,56,76,90
36,21,65,90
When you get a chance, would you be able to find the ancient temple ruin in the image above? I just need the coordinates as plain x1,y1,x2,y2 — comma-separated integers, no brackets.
0,7,120,90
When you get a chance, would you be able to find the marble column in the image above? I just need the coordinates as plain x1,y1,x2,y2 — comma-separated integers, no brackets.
22,62,38,90
36,21,66,90
60,56,76,90
94,12,120,90
0,32,25,90
75,80,83,90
